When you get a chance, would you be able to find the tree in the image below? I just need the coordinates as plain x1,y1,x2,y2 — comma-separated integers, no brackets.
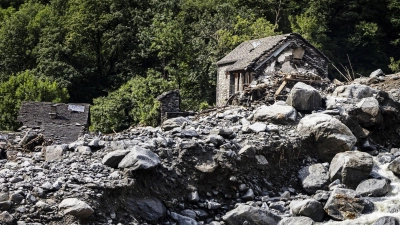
0,70,69,131
90,70,174,133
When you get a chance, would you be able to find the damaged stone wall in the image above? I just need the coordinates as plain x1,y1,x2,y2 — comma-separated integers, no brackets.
157,90,180,121
256,38,328,79
157,90,195,123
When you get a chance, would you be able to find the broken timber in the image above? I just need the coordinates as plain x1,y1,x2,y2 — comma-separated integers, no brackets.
274,72,322,99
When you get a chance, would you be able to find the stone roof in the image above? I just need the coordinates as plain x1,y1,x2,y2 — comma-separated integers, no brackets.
17,101,90,143
216,33,329,72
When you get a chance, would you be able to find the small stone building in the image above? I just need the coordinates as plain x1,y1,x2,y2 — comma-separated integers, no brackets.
17,102,90,143
157,90,195,123
216,33,330,106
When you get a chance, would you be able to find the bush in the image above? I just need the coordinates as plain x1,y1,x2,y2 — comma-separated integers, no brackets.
0,70,69,131
90,70,174,133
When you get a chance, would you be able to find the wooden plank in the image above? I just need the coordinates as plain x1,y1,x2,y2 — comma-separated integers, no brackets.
274,80,288,98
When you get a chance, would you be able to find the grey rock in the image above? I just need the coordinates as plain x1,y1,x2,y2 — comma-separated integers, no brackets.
207,201,222,210
241,188,255,201
329,151,373,189
101,150,130,168
162,117,190,131
373,216,399,225
59,198,94,218
222,204,281,225
118,146,160,170
35,201,52,212
249,122,267,133
254,103,297,124
333,84,376,99
0,192,9,202
188,191,199,203
45,145,65,161
205,135,225,147
0,211,14,224
388,156,400,175
289,199,324,222
278,216,315,225
10,192,24,204
297,113,357,162
353,97,382,127
0,201,11,211
125,197,166,223
209,222,221,225
286,82,322,111
370,69,385,78
255,155,269,168
88,138,100,148
356,179,391,197
210,128,234,138
298,163,330,194
324,188,365,220
41,182,53,191
238,145,256,158
170,212,197,225
77,146,91,155
180,209,197,219
270,201,286,212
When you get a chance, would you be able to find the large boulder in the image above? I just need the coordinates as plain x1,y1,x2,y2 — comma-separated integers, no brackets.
102,150,130,168
58,198,94,218
356,178,391,197
373,216,399,225
286,82,322,111
388,156,400,175
162,117,190,131
350,97,382,127
297,113,357,162
118,146,160,170
289,199,325,222
298,163,330,194
332,84,376,99
278,216,314,225
329,151,373,189
222,204,281,225
324,188,365,220
253,102,297,124
126,197,166,223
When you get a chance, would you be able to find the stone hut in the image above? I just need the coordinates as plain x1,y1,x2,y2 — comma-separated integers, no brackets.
17,102,90,143
216,33,330,106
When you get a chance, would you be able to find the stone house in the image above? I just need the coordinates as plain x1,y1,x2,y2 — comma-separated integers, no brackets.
216,33,330,106
17,102,90,143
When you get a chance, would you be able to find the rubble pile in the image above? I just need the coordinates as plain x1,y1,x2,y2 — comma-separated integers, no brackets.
1,72,400,224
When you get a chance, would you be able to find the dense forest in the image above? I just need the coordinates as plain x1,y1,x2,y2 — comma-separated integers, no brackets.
0,0,399,132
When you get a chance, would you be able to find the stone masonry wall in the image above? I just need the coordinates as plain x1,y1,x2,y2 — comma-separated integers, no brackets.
216,64,232,106
157,90,182,123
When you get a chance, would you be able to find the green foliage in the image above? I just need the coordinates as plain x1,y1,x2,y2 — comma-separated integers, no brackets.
389,57,400,73
0,70,69,130
199,101,210,111
289,13,328,49
217,16,279,52
90,70,174,133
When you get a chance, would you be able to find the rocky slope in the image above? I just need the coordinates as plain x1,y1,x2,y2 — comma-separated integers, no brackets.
1,72,400,225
